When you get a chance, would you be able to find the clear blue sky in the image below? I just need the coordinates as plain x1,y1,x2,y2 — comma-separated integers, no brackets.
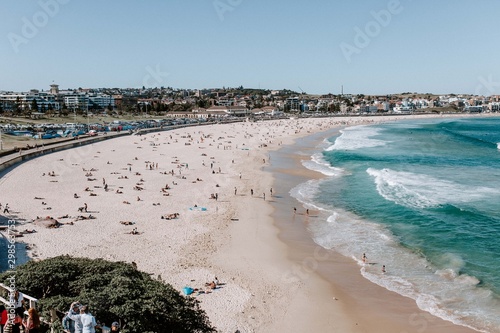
2,0,500,95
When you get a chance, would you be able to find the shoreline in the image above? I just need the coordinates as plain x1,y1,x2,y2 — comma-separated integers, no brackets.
268,126,478,332
0,114,496,332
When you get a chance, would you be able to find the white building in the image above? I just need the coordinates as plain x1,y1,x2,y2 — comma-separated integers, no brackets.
62,92,90,110
89,94,114,109
0,91,60,111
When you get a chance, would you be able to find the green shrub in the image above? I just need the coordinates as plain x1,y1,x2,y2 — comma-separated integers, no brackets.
0,255,216,333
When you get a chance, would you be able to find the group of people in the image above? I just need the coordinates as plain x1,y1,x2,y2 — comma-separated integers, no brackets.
0,292,121,333
0,306,40,333
0,290,40,333
62,302,121,333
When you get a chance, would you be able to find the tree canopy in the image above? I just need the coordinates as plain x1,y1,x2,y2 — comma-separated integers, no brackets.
0,256,216,333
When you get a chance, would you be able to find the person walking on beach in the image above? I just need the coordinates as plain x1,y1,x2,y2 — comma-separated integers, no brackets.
362,253,367,263
293,207,297,214
234,187,237,195
84,203,88,213
3,204,9,214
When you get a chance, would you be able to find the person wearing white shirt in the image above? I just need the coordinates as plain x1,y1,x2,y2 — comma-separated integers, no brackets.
79,306,99,333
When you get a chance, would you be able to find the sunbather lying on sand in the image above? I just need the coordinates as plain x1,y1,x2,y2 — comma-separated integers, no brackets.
120,221,135,225
75,215,95,221
161,213,179,220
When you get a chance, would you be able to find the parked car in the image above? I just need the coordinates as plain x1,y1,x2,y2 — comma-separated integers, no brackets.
72,130,86,137
42,131,62,139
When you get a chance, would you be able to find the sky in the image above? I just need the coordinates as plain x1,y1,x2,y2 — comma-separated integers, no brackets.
2,0,500,95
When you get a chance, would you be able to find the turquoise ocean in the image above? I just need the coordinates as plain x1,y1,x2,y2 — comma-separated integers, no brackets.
291,117,500,332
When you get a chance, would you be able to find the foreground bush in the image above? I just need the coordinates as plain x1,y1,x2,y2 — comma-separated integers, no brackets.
0,255,216,333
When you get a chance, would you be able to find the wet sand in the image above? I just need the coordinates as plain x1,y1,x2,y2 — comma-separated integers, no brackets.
267,127,477,332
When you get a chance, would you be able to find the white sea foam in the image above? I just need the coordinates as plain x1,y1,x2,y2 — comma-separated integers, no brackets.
366,168,499,209
289,179,321,206
301,153,345,177
326,126,389,151
497,142,500,150
289,180,500,332
291,119,500,332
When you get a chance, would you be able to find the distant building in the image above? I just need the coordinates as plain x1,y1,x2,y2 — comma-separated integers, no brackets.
0,90,60,111
206,105,249,117
50,84,59,95
62,92,90,110
88,94,114,110
60,91,114,111
285,97,300,111
361,105,378,113
465,105,484,113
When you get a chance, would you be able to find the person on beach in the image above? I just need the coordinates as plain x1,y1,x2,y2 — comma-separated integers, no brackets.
66,302,83,333
80,305,99,333
63,302,80,333
3,204,9,214
293,207,297,214
22,308,40,333
4,308,23,333
382,265,386,273
362,253,367,263
111,322,120,332
0,305,8,333
11,290,24,312
84,203,88,213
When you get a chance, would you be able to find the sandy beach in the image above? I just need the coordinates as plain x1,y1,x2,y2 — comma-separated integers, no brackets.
0,114,489,332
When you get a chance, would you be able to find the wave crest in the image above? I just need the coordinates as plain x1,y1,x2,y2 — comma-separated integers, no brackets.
367,168,498,209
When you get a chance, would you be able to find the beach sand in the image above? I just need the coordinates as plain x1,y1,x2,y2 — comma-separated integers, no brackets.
0,114,485,332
